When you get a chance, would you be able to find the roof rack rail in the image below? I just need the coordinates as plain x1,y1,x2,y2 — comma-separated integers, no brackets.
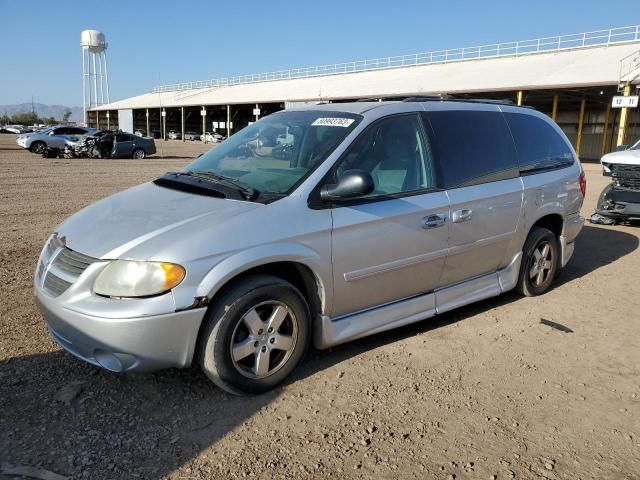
402,95,451,102
402,95,536,109
355,95,535,109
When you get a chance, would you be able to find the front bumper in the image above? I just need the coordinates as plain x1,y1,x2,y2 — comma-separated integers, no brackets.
595,183,640,219
16,138,27,148
35,287,206,373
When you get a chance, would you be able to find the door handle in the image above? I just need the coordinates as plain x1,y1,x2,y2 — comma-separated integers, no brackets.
452,209,473,223
421,214,447,229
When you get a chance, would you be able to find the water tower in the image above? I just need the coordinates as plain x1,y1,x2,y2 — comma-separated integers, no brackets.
81,30,110,126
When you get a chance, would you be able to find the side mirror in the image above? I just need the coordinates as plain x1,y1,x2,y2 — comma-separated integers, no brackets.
321,170,375,201
616,144,630,152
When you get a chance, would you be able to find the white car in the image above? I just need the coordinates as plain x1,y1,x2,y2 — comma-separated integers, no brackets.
202,132,224,143
16,126,95,154
6,125,24,134
593,139,640,223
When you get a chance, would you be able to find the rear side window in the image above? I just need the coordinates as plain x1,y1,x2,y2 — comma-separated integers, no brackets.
504,113,574,174
423,110,518,189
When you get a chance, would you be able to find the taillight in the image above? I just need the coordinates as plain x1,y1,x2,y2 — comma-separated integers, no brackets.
579,172,587,196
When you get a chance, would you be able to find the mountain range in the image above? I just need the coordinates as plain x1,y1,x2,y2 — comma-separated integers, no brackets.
0,103,84,122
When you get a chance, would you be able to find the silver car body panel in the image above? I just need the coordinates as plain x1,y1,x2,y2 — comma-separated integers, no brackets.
35,100,584,371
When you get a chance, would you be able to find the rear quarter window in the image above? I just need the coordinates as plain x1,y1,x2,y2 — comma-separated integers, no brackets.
504,112,574,174
422,110,518,189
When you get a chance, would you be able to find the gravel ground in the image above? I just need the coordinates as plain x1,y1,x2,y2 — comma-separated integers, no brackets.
0,133,638,480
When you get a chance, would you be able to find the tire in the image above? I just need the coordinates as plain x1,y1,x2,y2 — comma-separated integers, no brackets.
516,226,559,297
132,148,146,159
30,141,46,154
198,274,311,395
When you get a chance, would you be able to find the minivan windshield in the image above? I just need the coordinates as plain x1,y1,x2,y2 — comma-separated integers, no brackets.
184,110,361,196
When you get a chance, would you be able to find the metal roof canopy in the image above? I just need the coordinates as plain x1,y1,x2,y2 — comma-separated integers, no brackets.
93,42,640,112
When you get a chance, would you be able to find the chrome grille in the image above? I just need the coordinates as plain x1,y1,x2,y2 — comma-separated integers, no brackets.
611,164,640,191
43,271,72,297
38,239,96,297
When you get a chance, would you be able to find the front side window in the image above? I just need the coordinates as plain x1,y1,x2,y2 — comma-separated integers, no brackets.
334,114,434,197
423,110,519,189
185,110,361,196
504,112,574,173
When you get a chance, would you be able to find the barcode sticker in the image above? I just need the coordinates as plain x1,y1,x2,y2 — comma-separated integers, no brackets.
312,117,355,127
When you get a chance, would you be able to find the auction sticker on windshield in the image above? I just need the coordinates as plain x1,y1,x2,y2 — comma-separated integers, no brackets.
312,118,355,127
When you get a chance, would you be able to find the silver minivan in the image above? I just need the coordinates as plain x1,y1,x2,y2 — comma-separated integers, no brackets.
34,99,585,394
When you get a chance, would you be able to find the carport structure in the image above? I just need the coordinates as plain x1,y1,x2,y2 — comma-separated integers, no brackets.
130,103,284,141
90,25,640,160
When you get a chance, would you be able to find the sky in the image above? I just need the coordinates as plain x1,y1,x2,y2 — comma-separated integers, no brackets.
0,0,638,106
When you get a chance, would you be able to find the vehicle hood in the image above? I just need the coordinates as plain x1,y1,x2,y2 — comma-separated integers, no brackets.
57,182,261,259
601,149,640,166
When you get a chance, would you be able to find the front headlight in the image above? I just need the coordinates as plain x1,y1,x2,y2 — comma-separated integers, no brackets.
602,162,612,176
93,260,185,298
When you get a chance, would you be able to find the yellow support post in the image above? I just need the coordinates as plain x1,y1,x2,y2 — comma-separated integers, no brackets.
227,105,231,138
516,90,524,106
106,111,110,130
255,103,259,122
601,102,611,157
576,98,586,156
181,107,185,143
96,111,99,130
617,84,632,147
551,95,558,121
145,109,149,137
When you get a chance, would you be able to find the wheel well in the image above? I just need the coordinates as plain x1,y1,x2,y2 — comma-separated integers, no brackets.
532,214,563,238
195,262,323,352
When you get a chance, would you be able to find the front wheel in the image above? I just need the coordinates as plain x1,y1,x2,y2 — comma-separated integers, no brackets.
30,141,46,154
198,275,311,395
132,148,145,159
516,226,559,297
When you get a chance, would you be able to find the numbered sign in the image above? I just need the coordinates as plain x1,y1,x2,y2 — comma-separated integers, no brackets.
612,96,639,108
253,108,261,116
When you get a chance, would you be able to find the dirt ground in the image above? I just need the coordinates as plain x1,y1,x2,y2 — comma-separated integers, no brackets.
0,133,638,480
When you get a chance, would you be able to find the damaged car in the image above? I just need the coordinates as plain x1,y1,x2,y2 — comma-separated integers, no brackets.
65,131,156,159
591,139,640,224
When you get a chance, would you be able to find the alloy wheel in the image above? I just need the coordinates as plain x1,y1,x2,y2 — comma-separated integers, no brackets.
529,241,554,287
230,301,298,379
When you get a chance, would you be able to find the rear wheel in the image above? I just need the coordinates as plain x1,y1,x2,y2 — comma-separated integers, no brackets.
132,148,145,159
30,141,46,154
516,226,559,297
198,275,311,395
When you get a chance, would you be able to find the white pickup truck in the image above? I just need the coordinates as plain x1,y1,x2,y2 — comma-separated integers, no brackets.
593,139,640,224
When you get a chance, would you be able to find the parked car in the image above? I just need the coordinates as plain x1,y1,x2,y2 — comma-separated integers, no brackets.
202,131,225,143
17,126,95,154
134,129,146,137
184,131,200,141
6,125,24,134
34,99,585,395
168,130,181,140
592,139,640,223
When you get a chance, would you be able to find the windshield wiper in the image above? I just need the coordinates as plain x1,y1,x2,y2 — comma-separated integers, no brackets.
189,171,258,200
166,171,259,201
